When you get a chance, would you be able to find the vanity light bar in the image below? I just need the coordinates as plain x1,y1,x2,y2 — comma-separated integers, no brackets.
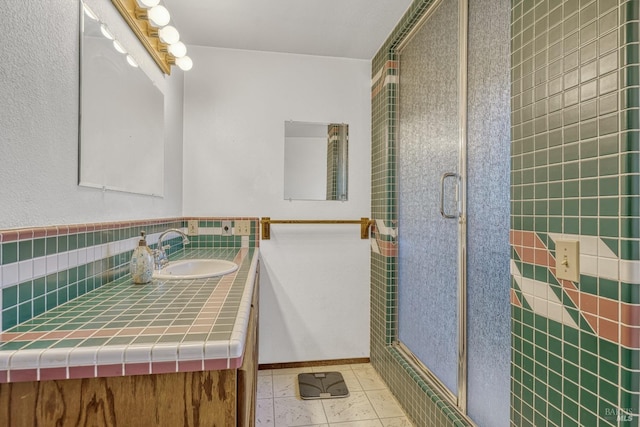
111,0,192,74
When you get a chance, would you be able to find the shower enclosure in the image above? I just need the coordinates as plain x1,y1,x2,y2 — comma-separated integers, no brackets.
394,0,510,425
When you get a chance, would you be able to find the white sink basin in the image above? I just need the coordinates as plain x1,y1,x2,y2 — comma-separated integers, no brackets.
153,259,238,280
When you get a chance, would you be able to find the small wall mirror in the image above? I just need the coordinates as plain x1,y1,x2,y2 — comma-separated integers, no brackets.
284,121,349,201
79,1,164,196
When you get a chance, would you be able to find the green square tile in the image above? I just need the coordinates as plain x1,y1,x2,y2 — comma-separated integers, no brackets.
580,159,598,178
2,242,17,264
33,238,45,257
564,199,579,215
45,237,57,255
18,281,32,304
564,162,580,179
599,198,619,216
599,218,619,237
2,287,19,314
18,240,32,261
599,379,619,405
564,217,579,234
581,198,598,216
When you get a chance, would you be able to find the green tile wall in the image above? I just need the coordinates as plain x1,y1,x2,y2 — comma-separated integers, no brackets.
0,217,259,331
511,1,639,426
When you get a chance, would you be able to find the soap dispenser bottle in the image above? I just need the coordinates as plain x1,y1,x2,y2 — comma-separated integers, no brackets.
130,231,154,284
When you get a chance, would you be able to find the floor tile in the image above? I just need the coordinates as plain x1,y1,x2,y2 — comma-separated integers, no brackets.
272,373,300,397
322,391,378,423
379,417,413,427
258,374,274,399
256,398,275,427
274,396,328,427
365,390,406,418
352,367,386,391
257,363,414,427
329,420,384,427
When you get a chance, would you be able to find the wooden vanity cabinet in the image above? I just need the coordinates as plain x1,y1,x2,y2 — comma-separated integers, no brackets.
0,268,260,427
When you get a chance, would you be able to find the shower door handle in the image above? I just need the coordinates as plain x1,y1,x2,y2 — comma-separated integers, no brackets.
440,172,459,219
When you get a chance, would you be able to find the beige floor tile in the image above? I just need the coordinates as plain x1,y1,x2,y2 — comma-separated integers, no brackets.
365,390,406,419
322,391,378,423
258,374,274,399
256,398,275,427
353,368,386,391
274,396,328,427
379,417,414,427
329,420,384,427
272,373,300,397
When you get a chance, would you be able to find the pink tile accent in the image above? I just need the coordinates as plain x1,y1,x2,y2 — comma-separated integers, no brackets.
10,369,38,382
39,367,68,381
117,328,144,336
68,365,95,379
42,331,72,340
151,361,177,374
582,313,598,334
228,356,243,369
67,330,96,339
177,360,203,372
621,325,640,348
599,298,620,322
1,230,19,242
17,332,49,341
599,318,619,344
124,363,150,376
97,364,123,377
0,333,22,342
204,358,229,371
510,289,522,307
621,303,640,327
32,228,47,238
0,370,7,383
580,294,598,316
92,329,119,338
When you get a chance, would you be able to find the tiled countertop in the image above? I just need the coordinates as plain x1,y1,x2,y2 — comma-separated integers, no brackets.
0,247,259,383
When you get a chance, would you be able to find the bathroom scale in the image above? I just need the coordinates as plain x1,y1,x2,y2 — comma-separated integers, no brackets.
298,371,349,399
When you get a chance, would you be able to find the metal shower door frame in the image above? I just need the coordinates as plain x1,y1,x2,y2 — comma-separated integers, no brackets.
393,0,469,414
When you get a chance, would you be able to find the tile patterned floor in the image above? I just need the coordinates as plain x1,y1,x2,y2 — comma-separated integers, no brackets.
256,363,415,427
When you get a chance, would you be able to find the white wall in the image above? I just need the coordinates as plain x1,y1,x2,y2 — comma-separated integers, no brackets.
183,46,371,363
0,1,183,230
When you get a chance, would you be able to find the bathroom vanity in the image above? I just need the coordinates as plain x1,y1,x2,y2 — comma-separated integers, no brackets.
0,248,259,427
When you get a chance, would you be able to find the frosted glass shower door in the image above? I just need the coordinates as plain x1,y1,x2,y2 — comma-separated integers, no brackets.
397,0,465,400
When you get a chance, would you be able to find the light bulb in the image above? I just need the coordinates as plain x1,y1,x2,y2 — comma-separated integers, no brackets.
100,24,114,40
147,5,170,27
83,4,98,21
175,56,193,71
113,40,126,54
158,26,180,44
126,55,139,68
136,0,160,8
168,41,186,58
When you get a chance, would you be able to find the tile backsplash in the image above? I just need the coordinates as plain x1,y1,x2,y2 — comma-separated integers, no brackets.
0,217,259,331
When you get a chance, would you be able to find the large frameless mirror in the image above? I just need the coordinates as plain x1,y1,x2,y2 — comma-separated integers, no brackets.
284,121,349,201
79,1,165,196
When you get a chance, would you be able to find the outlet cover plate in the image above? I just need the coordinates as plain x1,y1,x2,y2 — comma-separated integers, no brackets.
555,239,580,282
235,220,251,236
187,220,199,236
221,220,233,236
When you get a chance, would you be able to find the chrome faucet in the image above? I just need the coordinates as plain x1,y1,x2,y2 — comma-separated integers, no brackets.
154,228,190,269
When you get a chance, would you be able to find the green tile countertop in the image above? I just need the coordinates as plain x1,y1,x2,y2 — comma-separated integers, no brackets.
0,247,259,383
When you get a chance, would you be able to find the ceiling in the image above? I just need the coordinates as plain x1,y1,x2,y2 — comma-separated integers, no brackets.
162,0,412,60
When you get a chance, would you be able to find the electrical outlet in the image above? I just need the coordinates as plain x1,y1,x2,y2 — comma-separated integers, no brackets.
221,220,233,236
555,240,580,282
187,220,199,236
235,220,251,236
